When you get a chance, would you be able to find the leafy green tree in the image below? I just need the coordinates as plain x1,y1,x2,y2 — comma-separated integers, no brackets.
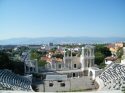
50,47,57,52
11,61,24,75
30,52,39,60
30,50,47,67
116,48,123,58
0,50,24,75
30,49,47,60
0,51,12,69
123,43,125,47
94,44,111,68
95,52,105,66
38,60,47,67
95,45,111,57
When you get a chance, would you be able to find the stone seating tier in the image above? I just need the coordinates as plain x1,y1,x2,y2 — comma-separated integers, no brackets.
0,70,33,91
96,63,125,90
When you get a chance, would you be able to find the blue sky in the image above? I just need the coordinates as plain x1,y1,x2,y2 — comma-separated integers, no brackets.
0,0,125,40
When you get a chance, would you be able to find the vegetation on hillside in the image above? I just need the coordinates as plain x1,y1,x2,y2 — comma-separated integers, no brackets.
94,44,111,68
0,50,24,75
116,48,123,59
30,49,47,67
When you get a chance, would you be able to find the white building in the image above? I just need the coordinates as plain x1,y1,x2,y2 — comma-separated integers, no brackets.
121,47,125,64
44,45,101,79
80,45,95,71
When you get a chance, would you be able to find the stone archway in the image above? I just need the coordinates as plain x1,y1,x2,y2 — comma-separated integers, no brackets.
73,73,75,77
88,69,95,80
90,71,93,76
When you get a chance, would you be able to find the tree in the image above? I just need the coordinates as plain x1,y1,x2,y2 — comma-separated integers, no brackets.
0,51,12,69
95,44,111,57
0,50,24,75
30,49,47,60
116,48,123,58
50,47,57,52
30,49,48,67
123,43,125,47
38,60,47,67
94,44,111,68
30,52,39,60
11,61,24,75
95,52,105,66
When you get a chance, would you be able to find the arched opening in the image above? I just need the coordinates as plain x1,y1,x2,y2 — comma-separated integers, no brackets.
60,82,65,87
90,71,93,76
49,83,53,87
73,73,75,77
88,50,90,56
47,63,51,69
30,67,33,72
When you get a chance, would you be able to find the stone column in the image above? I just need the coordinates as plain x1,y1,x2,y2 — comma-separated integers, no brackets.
63,48,66,69
71,73,73,78
28,67,30,73
123,47,125,55
78,72,80,78
50,62,53,69
24,63,26,74
55,63,56,70
90,59,92,67
71,48,72,69
90,49,92,57
35,59,38,73
81,47,84,56
71,48,72,57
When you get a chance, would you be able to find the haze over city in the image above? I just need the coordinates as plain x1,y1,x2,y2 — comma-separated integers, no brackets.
0,0,125,40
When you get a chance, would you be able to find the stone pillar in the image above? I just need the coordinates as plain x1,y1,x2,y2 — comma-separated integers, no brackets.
80,47,85,71
55,62,57,70
71,48,72,57
87,49,88,57
87,59,89,68
64,48,66,68
50,62,53,69
89,59,91,67
78,72,80,78
71,73,73,78
123,47,125,55
71,48,72,69
91,49,94,57
24,63,26,74
35,59,38,73
90,49,92,57
55,63,56,70
82,47,84,56
28,67,30,73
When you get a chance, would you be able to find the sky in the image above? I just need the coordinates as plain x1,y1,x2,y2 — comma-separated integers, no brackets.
0,0,125,40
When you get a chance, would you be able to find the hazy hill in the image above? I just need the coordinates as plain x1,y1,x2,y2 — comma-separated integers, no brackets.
0,37,125,45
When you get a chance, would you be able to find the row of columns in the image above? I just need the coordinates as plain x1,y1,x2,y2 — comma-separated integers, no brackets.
81,46,95,71
24,61,38,74
49,62,73,70
63,48,73,69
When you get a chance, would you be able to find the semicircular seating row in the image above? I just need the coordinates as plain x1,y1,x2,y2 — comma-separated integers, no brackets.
0,69,33,91
96,63,125,91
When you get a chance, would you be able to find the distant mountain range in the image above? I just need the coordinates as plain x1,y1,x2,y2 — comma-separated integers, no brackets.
0,37,125,45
